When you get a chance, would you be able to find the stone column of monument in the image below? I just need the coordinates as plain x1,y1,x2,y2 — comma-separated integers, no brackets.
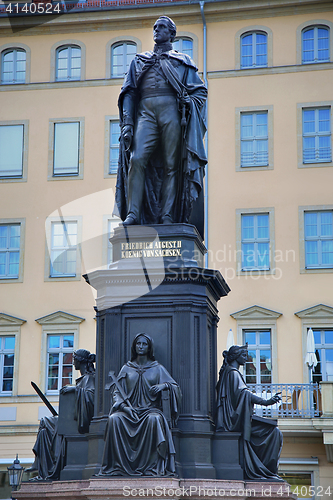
84,223,231,478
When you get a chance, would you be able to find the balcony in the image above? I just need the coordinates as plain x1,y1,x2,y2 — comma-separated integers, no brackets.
248,383,322,418
248,382,333,462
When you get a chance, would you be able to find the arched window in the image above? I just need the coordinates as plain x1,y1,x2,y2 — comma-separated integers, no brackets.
173,37,193,59
302,26,330,64
241,31,267,68
1,48,26,84
111,42,136,78
56,45,81,81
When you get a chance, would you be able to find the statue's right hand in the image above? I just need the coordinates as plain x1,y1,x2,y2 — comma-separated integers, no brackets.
121,125,133,150
122,405,138,420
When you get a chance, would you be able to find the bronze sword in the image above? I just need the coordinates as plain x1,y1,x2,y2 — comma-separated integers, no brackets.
31,381,58,417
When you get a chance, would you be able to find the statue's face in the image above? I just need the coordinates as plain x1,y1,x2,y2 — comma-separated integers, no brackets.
135,336,149,356
236,350,248,366
73,355,80,370
153,19,172,45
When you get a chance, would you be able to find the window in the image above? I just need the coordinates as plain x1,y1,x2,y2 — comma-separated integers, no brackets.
241,31,267,68
53,122,80,176
241,213,270,270
304,211,333,268
173,37,193,58
0,124,24,178
46,333,74,393
111,42,136,78
312,329,333,383
56,45,81,81
0,336,15,394
0,224,20,279
302,26,330,64
302,107,331,164
50,221,78,277
241,112,268,167
109,121,120,174
243,330,272,385
1,48,26,84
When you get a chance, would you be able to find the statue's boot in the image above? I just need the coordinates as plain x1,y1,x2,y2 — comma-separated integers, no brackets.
122,213,138,226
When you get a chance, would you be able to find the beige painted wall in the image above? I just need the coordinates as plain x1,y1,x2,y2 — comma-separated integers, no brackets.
0,0,332,482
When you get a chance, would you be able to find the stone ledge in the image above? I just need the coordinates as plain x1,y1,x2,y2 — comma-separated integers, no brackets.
16,478,296,500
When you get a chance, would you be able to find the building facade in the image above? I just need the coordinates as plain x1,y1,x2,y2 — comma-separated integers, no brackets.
0,0,332,496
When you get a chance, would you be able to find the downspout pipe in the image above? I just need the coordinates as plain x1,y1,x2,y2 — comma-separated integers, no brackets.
199,1,208,268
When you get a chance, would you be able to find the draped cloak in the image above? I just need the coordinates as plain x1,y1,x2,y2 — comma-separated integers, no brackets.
216,365,283,481
32,372,95,480
100,360,181,476
114,50,207,237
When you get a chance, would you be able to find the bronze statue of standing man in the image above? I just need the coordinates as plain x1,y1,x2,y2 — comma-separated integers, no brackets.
114,16,207,236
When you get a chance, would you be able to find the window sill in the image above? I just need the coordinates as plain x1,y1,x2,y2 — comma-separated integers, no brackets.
299,161,333,169
301,267,333,274
45,274,81,282
0,277,23,283
48,173,83,181
0,175,25,183
237,164,273,172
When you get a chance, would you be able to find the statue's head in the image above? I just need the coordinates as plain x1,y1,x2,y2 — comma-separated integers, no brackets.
222,344,248,366
73,349,96,373
131,333,155,361
153,16,177,44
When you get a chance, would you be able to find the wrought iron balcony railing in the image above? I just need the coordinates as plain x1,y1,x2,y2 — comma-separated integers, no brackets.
247,383,322,419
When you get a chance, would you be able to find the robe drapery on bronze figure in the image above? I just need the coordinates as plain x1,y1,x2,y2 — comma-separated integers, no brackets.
114,16,207,235
215,345,283,481
100,333,181,476
28,349,95,480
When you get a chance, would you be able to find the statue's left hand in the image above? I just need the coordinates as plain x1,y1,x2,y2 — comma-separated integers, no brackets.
266,392,282,406
150,383,167,395
60,385,75,395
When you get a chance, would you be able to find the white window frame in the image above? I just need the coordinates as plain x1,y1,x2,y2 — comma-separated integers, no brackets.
111,41,137,78
105,36,141,79
304,210,333,269
243,329,272,385
302,25,330,64
0,218,25,283
236,208,275,275
109,120,120,175
0,313,25,398
302,107,331,164
44,216,82,282
56,45,81,82
295,304,333,383
312,328,333,383
46,333,74,394
0,120,29,183
236,105,273,171
0,335,16,395
50,40,86,82
297,101,333,169
299,205,333,274
241,212,270,270
0,43,31,85
173,37,193,59
36,311,83,396
240,31,268,69
48,118,84,180
230,305,281,384
104,115,119,178
1,48,26,84
240,111,269,167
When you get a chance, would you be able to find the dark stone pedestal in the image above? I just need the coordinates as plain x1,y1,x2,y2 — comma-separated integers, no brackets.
83,224,230,479
212,433,244,480
57,391,89,480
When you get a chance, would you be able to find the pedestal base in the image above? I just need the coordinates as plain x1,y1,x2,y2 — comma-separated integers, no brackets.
16,478,294,500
